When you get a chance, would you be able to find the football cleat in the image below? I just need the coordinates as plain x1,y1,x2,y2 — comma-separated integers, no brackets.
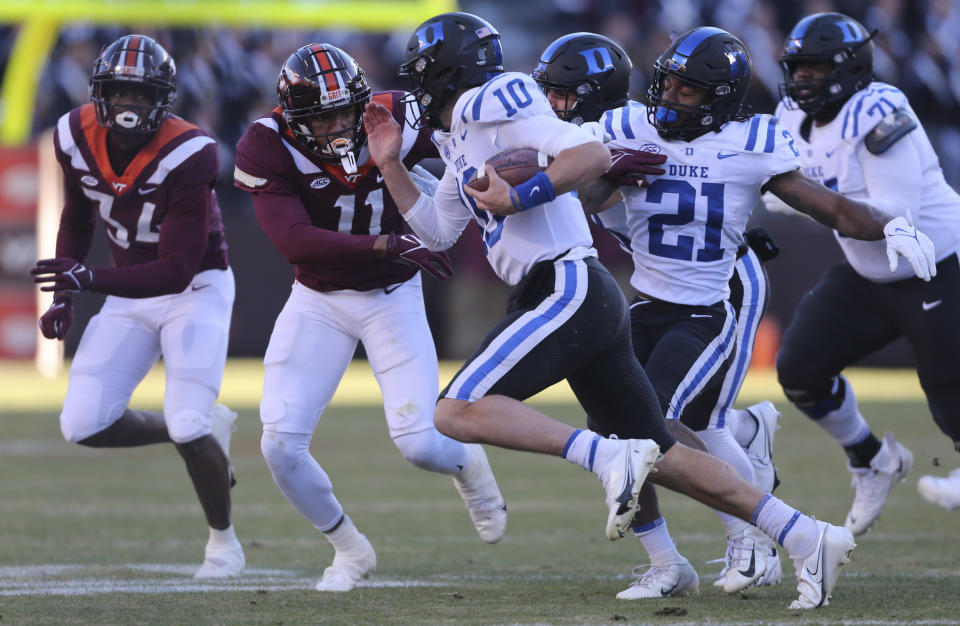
452,443,508,543
194,534,245,579
616,558,699,600
211,404,238,488
600,438,661,541
714,544,782,588
789,521,855,609
721,525,770,593
844,432,913,535
315,533,377,592
917,468,960,510
743,401,780,493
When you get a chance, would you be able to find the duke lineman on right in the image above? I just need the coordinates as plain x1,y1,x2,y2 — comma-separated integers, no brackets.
772,13,960,521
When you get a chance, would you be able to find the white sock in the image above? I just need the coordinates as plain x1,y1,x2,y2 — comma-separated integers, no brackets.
632,517,682,564
698,427,758,535
562,429,619,476
727,408,758,448
814,376,871,447
207,524,238,548
324,515,364,553
751,494,820,559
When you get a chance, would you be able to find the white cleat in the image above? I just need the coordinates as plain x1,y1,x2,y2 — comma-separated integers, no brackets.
844,432,913,535
917,468,960,510
211,404,238,487
759,546,783,586
744,401,780,493
616,557,699,600
789,521,855,609
600,439,661,541
194,535,245,579
453,443,507,543
721,526,770,593
315,533,377,592
714,544,782,589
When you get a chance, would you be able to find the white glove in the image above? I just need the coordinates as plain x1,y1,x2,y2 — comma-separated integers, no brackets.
409,164,440,197
883,215,937,281
580,121,611,143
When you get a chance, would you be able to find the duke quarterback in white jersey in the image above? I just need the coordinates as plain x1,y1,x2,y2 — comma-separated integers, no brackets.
535,30,786,598
366,12,883,609
772,13,960,522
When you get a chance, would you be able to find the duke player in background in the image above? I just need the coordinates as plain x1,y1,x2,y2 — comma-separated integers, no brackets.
233,43,506,593
534,30,784,598
579,25,940,607
31,35,244,578
771,13,960,522
366,11,880,609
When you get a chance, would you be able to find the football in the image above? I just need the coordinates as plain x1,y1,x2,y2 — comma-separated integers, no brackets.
466,148,553,192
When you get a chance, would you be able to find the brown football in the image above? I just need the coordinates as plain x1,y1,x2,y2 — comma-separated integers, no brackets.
466,148,553,192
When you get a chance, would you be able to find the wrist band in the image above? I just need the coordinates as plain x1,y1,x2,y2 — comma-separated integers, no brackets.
512,172,556,212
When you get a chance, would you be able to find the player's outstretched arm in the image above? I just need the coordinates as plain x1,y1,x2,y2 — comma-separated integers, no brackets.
764,169,936,280
364,101,421,213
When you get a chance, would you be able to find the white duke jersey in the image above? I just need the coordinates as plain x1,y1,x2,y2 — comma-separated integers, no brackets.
403,72,597,285
776,82,960,282
599,102,800,305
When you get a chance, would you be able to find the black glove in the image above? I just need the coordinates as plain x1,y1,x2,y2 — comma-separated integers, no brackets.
744,227,780,262
31,257,95,292
385,233,454,280
38,294,73,340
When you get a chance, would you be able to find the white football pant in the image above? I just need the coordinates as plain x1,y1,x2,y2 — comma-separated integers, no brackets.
60,268,235,444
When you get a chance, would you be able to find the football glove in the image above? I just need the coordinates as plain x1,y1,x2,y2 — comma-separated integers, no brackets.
38,294,73,340
31,257,95,292
883,216,937,281
385,233,454,280
601,146,667,186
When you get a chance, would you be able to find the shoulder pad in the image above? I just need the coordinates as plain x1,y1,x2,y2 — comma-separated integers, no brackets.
455,72,552,128
864,107,917,155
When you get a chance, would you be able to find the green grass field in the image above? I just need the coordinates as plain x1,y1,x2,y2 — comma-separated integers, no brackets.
1,365,958,624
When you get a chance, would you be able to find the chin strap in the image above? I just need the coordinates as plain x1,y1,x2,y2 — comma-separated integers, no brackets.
337,148,358,174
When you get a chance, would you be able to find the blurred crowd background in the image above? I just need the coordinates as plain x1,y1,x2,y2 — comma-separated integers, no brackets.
1,0,957,363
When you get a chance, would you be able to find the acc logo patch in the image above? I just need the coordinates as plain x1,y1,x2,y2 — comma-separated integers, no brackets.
310,176,331,189
81,175,99,187
637,143,662,154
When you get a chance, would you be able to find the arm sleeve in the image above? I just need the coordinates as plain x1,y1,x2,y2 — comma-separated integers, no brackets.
494,115,600,157
53,144,97,262
92,149,216,297
854,132,921,220
402,169,472,251
252,188,379,265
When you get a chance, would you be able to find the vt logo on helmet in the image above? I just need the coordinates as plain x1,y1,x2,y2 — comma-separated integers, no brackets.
90,35,177,135
778,12,876,120
533,32,632,125
646,27,751,141
398,12,504,130
277,43,371,173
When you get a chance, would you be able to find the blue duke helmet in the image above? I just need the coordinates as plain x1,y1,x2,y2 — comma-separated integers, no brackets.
398,11,504,130
646,27,751,141
778,12,876,120
532,32,631,124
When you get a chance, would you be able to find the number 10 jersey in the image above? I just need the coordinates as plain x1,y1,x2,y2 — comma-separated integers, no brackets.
599,102,799,305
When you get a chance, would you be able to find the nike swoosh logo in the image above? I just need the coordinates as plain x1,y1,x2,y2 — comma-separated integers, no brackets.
717,152,739,159
690,313,712,318
530,186,540,196
660,581,680,596
806,540,823,582
826,149,837,157
460,130,467,141
191,284,210,291
894,227,912,235
922,300,942,311
738,547,756,578
137,187,157,195
376,174,384,183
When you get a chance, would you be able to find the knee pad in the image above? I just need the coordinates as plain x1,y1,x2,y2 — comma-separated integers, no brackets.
60,377,127,443
165,408,211,444
392,429,467,474
260,431,312,474
782,375,847,420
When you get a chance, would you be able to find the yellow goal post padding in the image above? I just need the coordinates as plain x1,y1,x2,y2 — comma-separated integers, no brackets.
0,0,457,145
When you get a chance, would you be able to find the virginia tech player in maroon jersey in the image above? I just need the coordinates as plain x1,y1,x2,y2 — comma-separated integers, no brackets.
235,43,504,593
31,34,245,579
